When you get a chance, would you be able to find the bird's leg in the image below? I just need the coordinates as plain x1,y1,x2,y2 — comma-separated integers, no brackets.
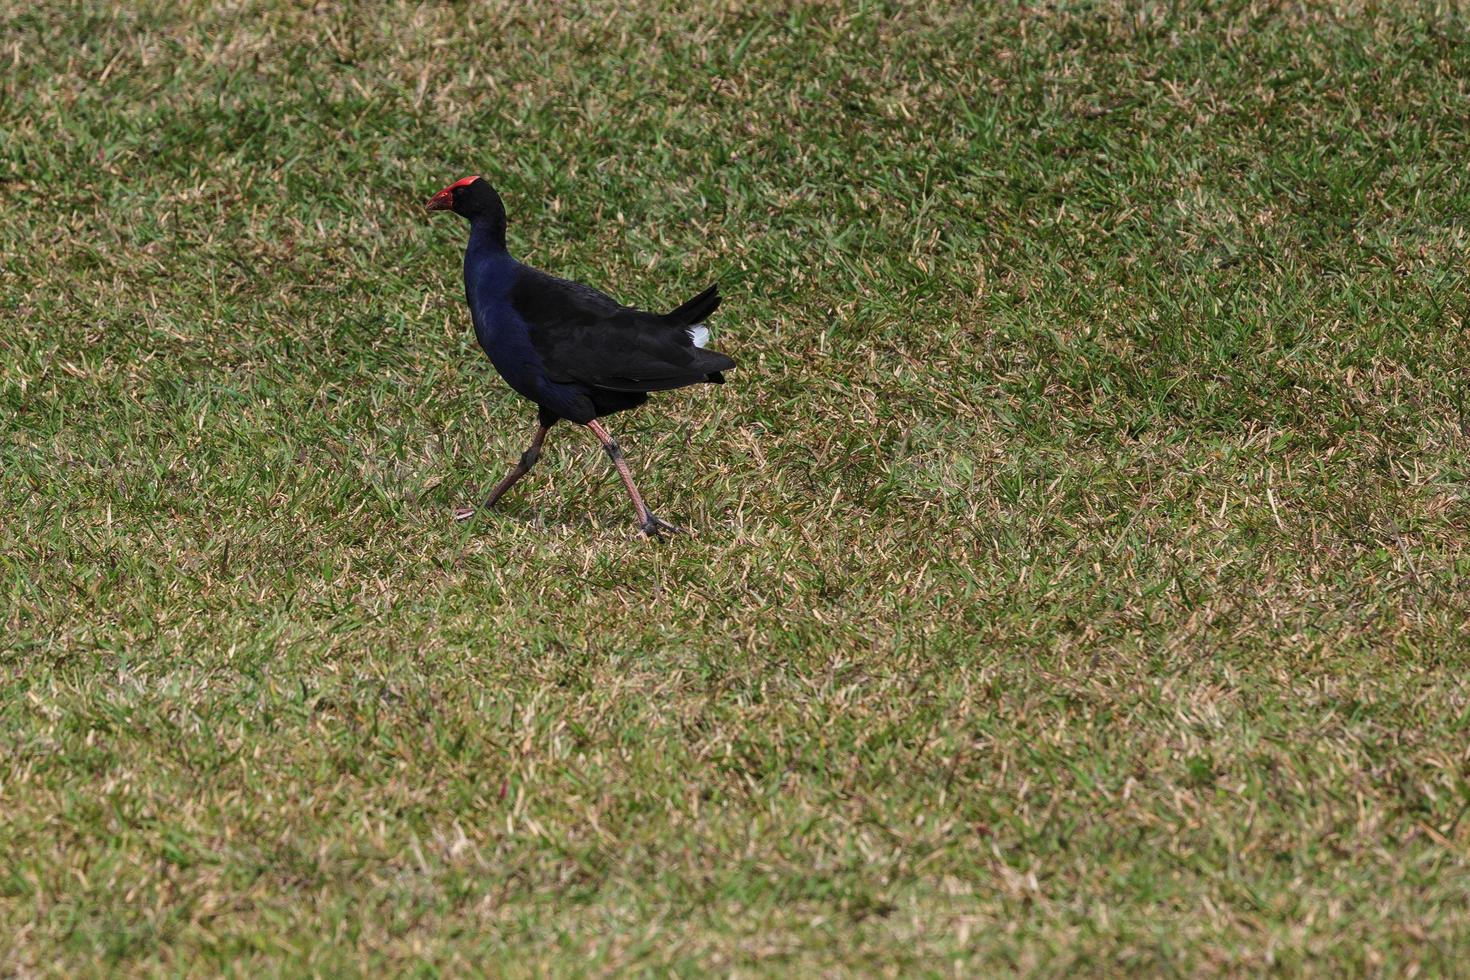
454,424,550,521
586,419,682,538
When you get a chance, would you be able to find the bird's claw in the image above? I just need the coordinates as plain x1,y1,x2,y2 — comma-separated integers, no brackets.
640,513,683,539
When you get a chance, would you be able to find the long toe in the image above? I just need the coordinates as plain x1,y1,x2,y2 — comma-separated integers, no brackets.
640,513,684,539
453,505,477,522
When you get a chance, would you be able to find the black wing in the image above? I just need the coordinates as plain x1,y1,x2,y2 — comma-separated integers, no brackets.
511,267,734,393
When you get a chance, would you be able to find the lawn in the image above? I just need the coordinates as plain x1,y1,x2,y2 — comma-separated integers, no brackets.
4,0,1470,973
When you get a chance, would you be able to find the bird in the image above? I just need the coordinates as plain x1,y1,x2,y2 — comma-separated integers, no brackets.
426,176,734,537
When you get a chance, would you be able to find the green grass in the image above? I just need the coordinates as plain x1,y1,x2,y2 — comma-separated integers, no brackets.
5,0,1470,973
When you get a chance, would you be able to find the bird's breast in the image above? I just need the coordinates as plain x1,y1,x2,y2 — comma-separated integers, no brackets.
468,297,545,402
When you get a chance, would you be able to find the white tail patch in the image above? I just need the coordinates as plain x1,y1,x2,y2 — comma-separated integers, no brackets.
688,324,710,348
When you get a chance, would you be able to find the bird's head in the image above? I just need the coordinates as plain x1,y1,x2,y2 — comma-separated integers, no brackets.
425,175,500,219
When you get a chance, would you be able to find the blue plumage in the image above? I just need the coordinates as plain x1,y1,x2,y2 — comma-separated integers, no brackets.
427,175,735,537
462,245,544,405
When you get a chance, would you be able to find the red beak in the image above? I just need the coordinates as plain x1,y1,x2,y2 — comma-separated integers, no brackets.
425,188,454,211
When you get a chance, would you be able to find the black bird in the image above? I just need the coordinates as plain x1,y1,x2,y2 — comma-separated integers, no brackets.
426,176,734,537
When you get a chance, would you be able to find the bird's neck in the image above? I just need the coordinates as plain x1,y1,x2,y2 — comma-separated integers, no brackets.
468,214,507,254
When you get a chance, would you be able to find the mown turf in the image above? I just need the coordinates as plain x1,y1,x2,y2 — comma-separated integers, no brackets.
5,0,1470,974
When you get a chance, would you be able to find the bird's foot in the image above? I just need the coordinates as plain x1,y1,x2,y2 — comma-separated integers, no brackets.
640,513,684,539
453,505,477,522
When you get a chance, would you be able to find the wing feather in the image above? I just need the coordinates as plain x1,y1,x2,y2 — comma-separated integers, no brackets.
511,267,734,393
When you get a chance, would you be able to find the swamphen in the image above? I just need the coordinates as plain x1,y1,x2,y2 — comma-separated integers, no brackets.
427,176,734,537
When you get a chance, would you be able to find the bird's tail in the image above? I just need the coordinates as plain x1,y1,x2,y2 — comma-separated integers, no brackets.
665,284,720,325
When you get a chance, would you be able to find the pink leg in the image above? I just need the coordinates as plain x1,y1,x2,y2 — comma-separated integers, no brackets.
454,424,550,521
586,419,681,537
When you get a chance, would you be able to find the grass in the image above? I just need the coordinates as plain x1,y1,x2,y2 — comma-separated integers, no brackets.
4,0,1470,973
